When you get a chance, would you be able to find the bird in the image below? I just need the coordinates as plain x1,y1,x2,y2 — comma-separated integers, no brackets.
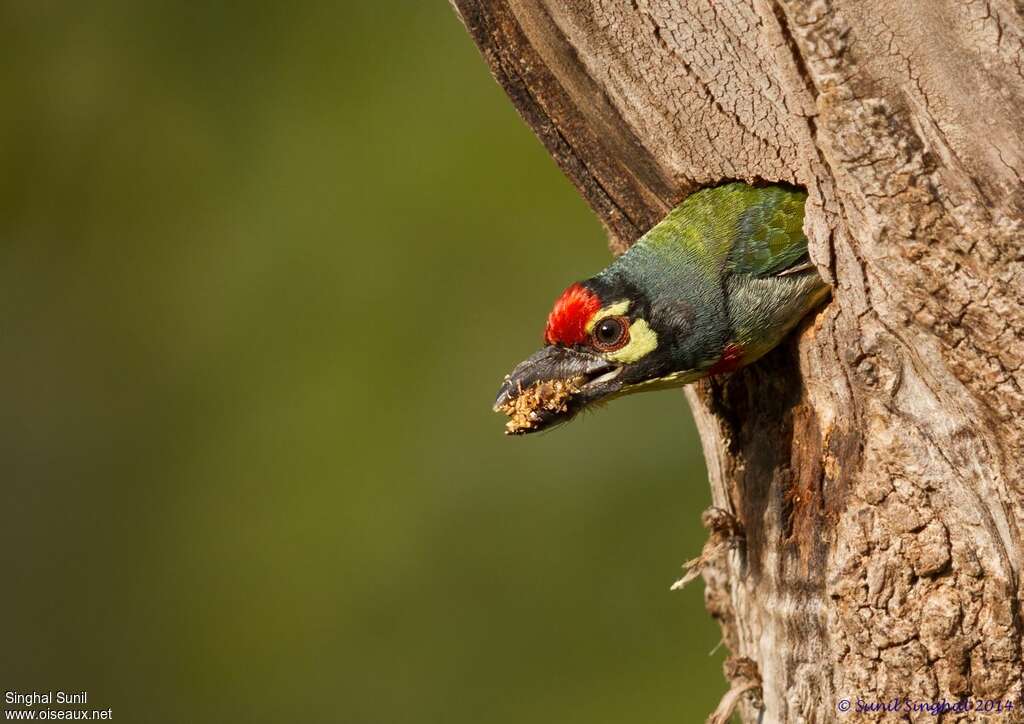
493,182,830,435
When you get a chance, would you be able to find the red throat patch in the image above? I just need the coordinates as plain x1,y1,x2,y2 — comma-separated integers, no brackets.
544,283,602,346
708,343,745,376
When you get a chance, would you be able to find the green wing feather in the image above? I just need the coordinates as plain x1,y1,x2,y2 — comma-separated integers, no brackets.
633,183,810,279
725,185,810,277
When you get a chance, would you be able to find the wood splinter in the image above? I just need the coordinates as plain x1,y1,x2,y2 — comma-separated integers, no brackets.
707,656,762,724
671,507,744,591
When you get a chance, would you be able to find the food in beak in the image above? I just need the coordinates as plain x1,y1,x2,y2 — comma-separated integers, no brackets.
496,376,584,434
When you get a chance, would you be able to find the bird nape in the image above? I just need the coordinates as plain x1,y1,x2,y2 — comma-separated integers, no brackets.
493,182,831,435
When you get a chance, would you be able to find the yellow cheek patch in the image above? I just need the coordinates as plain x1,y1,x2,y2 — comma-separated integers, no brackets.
606,318,658,363
585,300,630,333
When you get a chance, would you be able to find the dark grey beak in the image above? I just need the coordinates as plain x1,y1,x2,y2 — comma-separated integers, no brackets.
493,345,622,434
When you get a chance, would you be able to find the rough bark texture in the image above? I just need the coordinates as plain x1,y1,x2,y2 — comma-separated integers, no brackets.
454,0,1024,721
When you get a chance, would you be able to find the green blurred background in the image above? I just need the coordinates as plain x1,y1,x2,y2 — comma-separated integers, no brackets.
0,3,721,722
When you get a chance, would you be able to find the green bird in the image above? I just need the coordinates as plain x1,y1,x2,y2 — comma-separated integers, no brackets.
494,182,830,434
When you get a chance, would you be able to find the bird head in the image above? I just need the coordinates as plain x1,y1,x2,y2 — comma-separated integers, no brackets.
494,269,731,434
492,183,828,435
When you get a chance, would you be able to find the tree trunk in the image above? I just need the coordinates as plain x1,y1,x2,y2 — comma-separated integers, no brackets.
453,0,1024,721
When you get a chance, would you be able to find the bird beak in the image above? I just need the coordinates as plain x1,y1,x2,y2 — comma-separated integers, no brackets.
493,346,623,434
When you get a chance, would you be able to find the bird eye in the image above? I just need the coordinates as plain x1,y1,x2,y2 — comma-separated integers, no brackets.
592,316,629,351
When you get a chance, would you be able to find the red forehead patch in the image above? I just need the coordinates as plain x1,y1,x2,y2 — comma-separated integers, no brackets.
544,283,602,345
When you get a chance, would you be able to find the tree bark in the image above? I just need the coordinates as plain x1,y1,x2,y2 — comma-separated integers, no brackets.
454,0,1024,721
